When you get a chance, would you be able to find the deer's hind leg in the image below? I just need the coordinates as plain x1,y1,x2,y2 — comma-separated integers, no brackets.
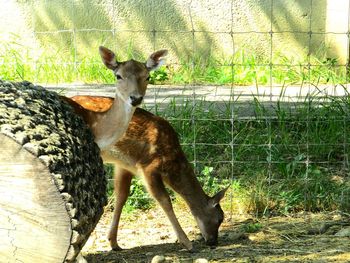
143,170,193,251
108,167,133,251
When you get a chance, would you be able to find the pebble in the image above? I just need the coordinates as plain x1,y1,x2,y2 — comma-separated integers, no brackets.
194,259,209,263
151,255,166,263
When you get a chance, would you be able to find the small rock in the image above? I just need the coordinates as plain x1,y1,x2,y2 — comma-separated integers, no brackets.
335,227,350,237
194,258,209,263
151,255,166,263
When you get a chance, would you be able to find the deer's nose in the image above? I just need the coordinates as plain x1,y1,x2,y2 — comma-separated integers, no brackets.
130,96,143,106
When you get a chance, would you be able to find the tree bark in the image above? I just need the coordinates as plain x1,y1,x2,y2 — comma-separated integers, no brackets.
0,80,107,262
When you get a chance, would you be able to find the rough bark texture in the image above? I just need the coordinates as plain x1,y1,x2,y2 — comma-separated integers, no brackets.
0,80,107,262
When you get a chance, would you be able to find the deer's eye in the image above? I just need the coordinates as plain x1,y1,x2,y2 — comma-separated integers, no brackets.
116,74,123,80
146,76,150,81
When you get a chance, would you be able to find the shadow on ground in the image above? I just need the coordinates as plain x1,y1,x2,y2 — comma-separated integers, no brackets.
83,208,350,263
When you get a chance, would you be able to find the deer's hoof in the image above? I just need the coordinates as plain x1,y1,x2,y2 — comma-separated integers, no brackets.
183,241,194,252
111,244,123,251
108,236,123,251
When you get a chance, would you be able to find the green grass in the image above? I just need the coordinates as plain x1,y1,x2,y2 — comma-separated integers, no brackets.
146,91,350,215
167,48,347,86
0,39,347,85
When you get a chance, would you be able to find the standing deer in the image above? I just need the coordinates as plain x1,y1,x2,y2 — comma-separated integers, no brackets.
70,96,228,251
63,46,168,150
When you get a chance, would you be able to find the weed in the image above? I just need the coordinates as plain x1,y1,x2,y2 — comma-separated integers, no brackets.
240,222,264,233
149,66,168,84
125,177,154,211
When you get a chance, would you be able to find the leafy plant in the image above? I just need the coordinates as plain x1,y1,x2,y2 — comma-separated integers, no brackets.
240,222,263,233
149,66,168,84
125,178,154,211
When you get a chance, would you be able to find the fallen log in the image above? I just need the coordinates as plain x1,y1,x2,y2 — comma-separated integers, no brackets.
0,80,107,262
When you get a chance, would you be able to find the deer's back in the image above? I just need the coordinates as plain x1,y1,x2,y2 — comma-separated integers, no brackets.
116,108,188,169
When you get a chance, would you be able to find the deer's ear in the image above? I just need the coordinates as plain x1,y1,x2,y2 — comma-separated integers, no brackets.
99,46,119,70
209,186,229,207
146,49,168,71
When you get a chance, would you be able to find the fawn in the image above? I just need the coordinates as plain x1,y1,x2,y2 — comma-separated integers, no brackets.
70,96,228,251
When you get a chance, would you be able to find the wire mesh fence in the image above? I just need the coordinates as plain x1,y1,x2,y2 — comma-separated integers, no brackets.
1,0,350,216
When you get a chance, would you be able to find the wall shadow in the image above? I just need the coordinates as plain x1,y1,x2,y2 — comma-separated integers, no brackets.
17,0,219,64
257,0,330,63
15,0,340,69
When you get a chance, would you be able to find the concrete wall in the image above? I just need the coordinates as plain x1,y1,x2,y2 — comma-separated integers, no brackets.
0,0,349,65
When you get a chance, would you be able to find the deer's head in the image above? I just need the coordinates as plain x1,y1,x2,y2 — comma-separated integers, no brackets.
195,187,228,247
99,46,168,107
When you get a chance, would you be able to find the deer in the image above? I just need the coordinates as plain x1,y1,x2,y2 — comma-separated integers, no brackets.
69,95,229,252
62,46,168,150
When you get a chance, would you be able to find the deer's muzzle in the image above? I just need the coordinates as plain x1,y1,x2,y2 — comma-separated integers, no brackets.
130,96,143,106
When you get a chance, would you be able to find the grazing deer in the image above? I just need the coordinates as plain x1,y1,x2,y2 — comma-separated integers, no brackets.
70,96,228,251
62,46,168,150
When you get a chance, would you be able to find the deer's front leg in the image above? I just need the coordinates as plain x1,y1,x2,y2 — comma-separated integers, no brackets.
108,167,133,251
144,171,193,251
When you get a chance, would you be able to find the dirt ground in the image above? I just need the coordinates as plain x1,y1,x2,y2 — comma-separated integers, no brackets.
82,202,350,263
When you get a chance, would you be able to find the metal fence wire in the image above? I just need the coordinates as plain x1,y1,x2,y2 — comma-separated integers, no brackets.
2,0,350,216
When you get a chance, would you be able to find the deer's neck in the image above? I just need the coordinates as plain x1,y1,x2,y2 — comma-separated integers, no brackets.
177,168,210,217
92,95,135,150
